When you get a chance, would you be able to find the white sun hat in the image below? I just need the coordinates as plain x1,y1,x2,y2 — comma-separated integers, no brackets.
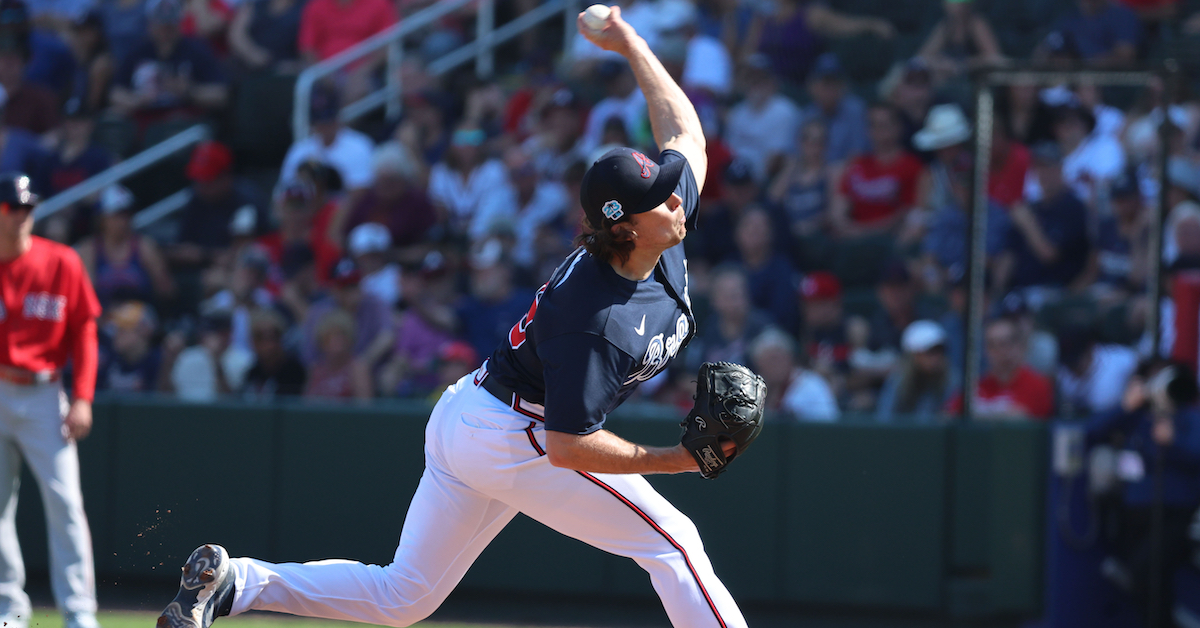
913,103,973,151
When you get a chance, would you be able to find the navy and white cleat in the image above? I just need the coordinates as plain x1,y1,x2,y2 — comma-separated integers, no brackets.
156,545,235,628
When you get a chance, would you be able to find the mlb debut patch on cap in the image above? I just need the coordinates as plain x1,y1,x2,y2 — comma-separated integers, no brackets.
602,200,623,221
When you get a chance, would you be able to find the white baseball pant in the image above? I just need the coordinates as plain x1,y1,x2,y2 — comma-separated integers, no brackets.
0,380,97,617
228,372,746,627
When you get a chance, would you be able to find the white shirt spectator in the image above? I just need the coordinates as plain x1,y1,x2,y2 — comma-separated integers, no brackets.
279,128,376,190
580,89,648,159
203,288,276,354
171,345,254,402
683,35,732,95
781,368,840,422
724,94,801,182
1024,133,1125,205
428,159,511,233
473,181,570,264
1057,344,1138,415
361,265,401,308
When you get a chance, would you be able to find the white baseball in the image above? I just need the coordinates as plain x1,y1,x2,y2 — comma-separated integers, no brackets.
582,4,611,32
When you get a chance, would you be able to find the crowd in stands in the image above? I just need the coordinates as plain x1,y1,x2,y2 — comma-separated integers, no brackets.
14,0,1200,420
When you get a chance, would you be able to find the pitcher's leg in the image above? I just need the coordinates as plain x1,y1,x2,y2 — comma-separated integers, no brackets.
0,438,29,622
229,464,516,627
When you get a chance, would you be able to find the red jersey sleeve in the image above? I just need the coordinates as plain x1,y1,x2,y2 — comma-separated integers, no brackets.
64,249,101,401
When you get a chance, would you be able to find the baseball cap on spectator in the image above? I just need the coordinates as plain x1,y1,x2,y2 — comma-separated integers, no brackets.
580,146,687,227
470,238,506,270
1168,156,1200,199
724,158,755,186
145,0,183,24
880,259,911,285
1042,30,1080,60
186,141,233,182
439,341,478,367
809,53,843,80
901,320,946,353
331,258,362,287
800,271,842,301
281,242,316,279
348,222,392,257
109,301,157,334
229,204,257,237
309,83,340,123
913,104,972,151
99,184,135,215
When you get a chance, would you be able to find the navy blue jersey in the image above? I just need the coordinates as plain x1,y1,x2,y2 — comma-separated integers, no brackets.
486,150,699,435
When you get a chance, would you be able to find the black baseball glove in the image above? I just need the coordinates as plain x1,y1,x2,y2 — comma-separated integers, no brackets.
680,361,767,479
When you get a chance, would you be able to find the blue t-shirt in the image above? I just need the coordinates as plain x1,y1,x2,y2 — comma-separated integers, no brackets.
25,30,77,94
1054,3,1139,60
1006,189,1090,289
486,150,699,435
456,288,537,366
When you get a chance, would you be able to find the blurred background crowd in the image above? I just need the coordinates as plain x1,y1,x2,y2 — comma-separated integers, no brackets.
12,0,1200,418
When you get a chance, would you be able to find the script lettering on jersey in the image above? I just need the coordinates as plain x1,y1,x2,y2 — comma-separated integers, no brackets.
23,293,66,322
625,313,690,384
508,283,547,349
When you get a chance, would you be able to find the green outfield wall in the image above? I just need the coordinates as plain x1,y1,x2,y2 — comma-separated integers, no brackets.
12,397,1046,620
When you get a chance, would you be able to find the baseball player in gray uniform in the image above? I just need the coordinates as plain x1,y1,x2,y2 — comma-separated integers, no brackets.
158,8,748,628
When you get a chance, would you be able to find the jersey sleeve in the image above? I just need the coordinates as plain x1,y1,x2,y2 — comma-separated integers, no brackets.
64,248,101,324
659,149,700,229
538,332,637,435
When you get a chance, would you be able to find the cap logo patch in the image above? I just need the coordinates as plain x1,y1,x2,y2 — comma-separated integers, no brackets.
631,151,653,179
602,200,624,220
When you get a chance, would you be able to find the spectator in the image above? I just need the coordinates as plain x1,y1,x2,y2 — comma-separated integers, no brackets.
279,83,375,195
20,8,78,97
1164,156,1200,267
1047,0,1138,67
884,59,936,158
1086,364,1200,628
165,309,255,401
997,292,1060,376
768,118,834,245
687,264,773,370
0,85,48,192
180,0,233,57
831,102,924,237
659,0,731,98
242,309,306,398
76,184,174,308
691,158,758,267
66,9,114,112
1084,171,1149,304
337,142,436,253
169,140,268,268
732,206,798,332
845,260,919,406
749,326,839,422
228,0,305,73
519,87,585,181
948,317,1054,420
994,142,1091,307
0,15,60,135
455,239,535,364
275,242,324,327
304,308,372,399
301,258,395,369
431,341,479,399
987,122,1031,208
380,250,457,397
1046,102,1126,206
579,60,648,158
743,0,893,85
110,0,229,121
800,271,851,395
916,0,1004,82
427,124,510,240
98,0,149,68
915,104,973,212
258,180,341,287
347,222,400,308
473,144,570,265
202,246,275,354
877,320,958,423
724,54,799,182
1057,326,1139,417
97,300,164,392
798,53,868,164
48,98,113,197
296,0,396,99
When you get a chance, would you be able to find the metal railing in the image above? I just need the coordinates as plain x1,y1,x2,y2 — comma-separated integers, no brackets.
32,124,211,222
293,0,579,141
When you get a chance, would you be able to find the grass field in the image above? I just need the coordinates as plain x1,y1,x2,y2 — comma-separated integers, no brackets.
21,610,544,628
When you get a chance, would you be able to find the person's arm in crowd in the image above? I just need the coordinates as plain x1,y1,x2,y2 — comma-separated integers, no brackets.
86,55,114,113
109,85,150,115
806,4,895,39
967,14,1004,66
183,81,229,110
138,238,177,300
1008,203,1059,264
990,250,1014,300
228,1,272,69
580,5,707,189
767,157,796,205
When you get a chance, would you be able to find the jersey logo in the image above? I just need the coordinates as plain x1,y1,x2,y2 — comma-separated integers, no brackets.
508,283,547,350
626,313,690,384
634,314,645,336
602,200,623,221
23,293,66,322
631,151,654,178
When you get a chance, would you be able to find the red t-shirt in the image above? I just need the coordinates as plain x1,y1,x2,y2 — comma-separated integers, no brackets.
988,141,1030,208
180,0,234,56
0,237,102,399
947,365,1054,420
839,152,923,224
298,0,399,61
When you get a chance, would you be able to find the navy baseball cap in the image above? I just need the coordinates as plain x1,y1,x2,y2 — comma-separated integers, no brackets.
580,147,685,226
810,53,843,80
